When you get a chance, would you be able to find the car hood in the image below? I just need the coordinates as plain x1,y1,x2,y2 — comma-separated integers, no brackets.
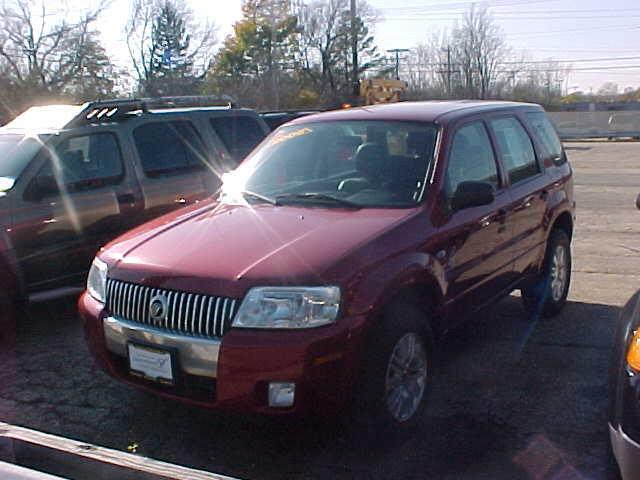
104,200,417,298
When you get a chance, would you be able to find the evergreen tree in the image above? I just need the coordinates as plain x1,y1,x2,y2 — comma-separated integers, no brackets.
210,0,299,109
146,1,196,95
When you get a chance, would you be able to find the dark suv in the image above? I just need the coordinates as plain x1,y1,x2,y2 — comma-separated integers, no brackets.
79,100,575,429
0,97,269,305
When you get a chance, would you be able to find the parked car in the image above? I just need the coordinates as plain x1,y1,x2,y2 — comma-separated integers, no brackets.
608,196,640,480
79,100,575,429
0,97,270,304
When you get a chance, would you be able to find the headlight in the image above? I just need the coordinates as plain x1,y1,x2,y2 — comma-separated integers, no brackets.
87,257,108,304
232,287,340,329
627,329,640,373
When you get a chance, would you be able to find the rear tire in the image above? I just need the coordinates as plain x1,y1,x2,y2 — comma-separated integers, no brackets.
352,300,434,432
521,229,571,318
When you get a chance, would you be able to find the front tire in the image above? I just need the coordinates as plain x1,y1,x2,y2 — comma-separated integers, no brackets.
352,301,434,432
522,229,572,318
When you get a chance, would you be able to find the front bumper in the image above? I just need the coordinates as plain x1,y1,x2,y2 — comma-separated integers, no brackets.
609,423,640,480
79,292,366,415
104,317,221,378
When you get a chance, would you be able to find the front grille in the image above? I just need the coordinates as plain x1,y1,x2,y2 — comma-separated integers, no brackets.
106,279,239,338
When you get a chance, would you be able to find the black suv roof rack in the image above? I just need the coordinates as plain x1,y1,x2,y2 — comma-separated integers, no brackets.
67,95,237,128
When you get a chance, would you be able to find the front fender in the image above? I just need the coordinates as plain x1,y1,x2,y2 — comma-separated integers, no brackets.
345,251,446,321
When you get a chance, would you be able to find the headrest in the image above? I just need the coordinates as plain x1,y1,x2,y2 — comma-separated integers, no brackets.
354,143,388,182
407,131,429,155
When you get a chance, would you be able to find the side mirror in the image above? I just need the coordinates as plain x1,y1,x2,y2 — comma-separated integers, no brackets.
636,192,640,210
451,181,495,211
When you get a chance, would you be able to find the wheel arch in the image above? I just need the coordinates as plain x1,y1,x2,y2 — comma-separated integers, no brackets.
550,210,574,241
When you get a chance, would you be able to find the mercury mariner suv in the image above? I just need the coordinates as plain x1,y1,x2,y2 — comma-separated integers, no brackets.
79,101,575,429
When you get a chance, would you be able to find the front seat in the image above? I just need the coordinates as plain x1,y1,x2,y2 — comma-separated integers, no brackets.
338,143,388,193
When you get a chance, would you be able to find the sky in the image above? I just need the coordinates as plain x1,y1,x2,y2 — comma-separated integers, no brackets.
91,0,640,94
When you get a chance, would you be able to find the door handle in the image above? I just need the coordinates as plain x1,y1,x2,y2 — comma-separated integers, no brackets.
480,208,508,229
520,196,534,209
117,193,135,205
175,197,187,204
479,217,491,228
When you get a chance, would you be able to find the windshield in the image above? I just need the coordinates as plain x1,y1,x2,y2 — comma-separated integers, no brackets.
0,135,43,188
224,121,438,208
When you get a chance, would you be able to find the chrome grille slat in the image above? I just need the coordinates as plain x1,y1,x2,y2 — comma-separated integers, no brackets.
105,279,237,339
192,295,200,334
213,298,221,338
117,282,125,317
220,299,228,337
198,296,206,336
205,297,213,336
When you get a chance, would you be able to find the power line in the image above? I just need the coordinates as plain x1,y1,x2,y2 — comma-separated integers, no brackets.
385,14,640,21
375,0,562,12
380,7,640,14
385,57,640,67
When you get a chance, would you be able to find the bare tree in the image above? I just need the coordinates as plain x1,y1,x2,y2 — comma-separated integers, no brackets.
0,0,114,118
126,0,217,96
295,0,383,105
452,5,508,99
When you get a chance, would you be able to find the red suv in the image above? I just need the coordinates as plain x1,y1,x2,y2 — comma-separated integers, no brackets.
79,101,575,429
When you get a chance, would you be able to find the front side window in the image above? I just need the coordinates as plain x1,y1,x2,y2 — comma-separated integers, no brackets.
28,133,124,199
133,121,207,177
445,121,499,203
224,121,438,208
490,116,539,184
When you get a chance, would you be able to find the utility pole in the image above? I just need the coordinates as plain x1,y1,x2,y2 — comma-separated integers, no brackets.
437,45,456,97
446,46,451,94
351,0,359,97
387,48,409,80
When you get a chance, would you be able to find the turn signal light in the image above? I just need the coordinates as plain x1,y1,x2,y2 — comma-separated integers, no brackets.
626,330,640,373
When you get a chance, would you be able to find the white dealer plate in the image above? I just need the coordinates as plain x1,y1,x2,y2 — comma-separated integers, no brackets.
128,343,174,384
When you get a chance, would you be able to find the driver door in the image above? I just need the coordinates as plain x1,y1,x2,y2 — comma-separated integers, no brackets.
10,130,138,292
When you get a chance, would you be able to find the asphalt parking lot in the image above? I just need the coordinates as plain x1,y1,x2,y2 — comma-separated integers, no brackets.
1,142,639,479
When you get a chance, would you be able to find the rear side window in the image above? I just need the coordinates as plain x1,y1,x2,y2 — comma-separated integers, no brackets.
525,111,564,163
210,115,266,162
133,121,207,177
489,117,539,184
445,122,499,201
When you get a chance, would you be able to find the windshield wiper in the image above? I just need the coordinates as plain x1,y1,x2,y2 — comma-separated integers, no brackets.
274,192,360,208
239,190,278,205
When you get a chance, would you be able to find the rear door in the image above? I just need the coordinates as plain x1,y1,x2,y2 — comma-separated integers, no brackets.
487,114,549,275
11,129,136,291
434,119,516,323
130,119,211,220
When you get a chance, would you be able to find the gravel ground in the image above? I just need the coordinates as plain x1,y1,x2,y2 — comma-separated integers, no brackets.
1,141,639,479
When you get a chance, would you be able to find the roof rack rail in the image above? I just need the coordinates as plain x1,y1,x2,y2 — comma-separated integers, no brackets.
66,95,238,128
259,109,322,115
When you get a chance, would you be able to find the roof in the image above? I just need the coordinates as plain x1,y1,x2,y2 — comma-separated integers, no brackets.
289,100,542,126
1,105,84,133
2,96,245,133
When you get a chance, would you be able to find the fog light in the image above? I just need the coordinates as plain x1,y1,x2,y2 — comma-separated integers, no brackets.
268,382,295,407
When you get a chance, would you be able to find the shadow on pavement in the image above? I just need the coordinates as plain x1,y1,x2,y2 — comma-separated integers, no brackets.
0,296,622,480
